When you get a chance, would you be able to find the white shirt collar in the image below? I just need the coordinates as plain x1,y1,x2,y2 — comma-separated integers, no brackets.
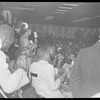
38,60,49,63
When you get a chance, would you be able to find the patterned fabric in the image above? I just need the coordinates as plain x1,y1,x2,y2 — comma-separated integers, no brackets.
16,55,32,71
16,45,34,71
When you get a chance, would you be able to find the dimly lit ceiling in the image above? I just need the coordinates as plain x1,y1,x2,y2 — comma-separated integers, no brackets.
0,2,100,27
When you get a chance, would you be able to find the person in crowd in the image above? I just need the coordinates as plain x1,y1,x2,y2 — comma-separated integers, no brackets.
7,38,19,61
29,45,65,98
0,24,29,97
14,24,38,98
16,27,37,72
70,30,100,98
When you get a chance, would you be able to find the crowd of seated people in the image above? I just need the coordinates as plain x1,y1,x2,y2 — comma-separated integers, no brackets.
34,29,99,65
0,16,100,98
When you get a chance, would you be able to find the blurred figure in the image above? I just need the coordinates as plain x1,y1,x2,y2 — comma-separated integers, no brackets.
16,27,37,72
70,30,100,98
0,24,29,97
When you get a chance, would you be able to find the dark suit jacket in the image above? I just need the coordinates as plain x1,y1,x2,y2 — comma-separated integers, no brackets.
70,41,100,98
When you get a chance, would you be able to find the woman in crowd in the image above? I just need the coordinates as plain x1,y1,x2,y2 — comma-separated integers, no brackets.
16,25,37,72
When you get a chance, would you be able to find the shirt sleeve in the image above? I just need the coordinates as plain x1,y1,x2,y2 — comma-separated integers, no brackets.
0,68,29,94
43,65,61,92
0,51,29,94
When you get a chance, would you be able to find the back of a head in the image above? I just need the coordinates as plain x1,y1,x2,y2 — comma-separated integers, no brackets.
44,44,55,54
36,46,49,60
0,24,15,51
36,44,55,61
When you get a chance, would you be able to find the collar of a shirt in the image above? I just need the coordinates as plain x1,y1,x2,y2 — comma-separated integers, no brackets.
38,60,49,64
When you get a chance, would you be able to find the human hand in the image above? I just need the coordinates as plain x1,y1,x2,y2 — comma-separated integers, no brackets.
9,60,15,68
58,68,65,76
8,61,16,73
59,75,65,83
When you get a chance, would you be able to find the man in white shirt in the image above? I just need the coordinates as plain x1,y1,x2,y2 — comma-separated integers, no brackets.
30,45,64,98
0,24,29,96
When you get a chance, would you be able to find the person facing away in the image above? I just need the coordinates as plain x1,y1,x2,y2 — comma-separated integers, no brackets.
0,24,29,95
29,45,64,98
70,29,100,98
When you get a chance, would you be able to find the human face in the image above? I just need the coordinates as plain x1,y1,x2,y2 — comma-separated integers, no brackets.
27,29,31,36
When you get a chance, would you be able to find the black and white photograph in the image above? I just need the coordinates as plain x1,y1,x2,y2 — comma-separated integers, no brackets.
0,2,100,98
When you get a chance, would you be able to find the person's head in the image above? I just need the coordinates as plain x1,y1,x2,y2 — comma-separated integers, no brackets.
46,45,56,57
25,28,31,36
36,45,56,62
0,24,15,52
36,46,50,62
14,38,18,45
21,22,28,30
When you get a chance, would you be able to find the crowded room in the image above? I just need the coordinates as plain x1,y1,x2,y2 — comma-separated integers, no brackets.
0,2,100,98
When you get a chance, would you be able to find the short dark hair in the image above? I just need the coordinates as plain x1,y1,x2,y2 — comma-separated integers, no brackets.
36,44,55,59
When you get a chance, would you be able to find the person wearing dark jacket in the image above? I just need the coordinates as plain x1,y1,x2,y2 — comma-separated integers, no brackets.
70,36,100,98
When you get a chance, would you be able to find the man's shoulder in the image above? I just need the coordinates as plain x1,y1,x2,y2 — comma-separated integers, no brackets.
76,46,94,62
30,62,39,72
0,50,4,53
30,61,53,69
43,63,54,72
0,50,6,57
79,46,92,55
30,62,38,67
